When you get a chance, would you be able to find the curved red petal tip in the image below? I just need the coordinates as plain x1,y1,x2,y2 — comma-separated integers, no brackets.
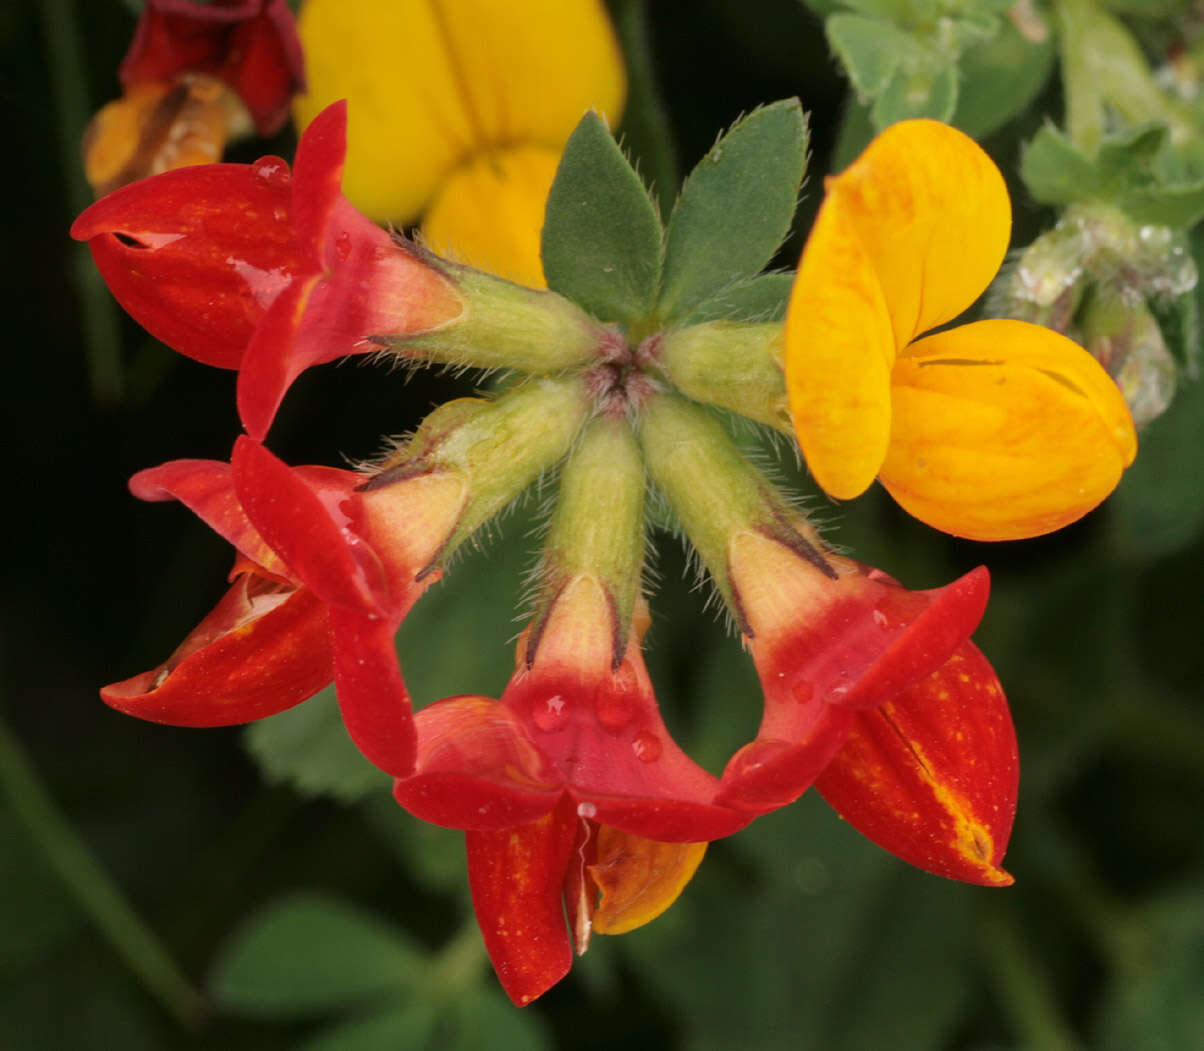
816,642,1018,886
236,275,319,440
100,584,332,726
231,436,388,613
292,100,348,264
71,162,298,369
466,799,578,1006
834,564,991,710
393,696,563,830
329,608,416,777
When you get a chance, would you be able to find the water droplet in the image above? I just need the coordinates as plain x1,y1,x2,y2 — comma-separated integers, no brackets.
596,690,635,731
872,609,888,629
577,801,597,819
632,730,662,763
334,230,352,261
532,694,568,732
791,680,814,704
250,156,290,189
872,603,908,631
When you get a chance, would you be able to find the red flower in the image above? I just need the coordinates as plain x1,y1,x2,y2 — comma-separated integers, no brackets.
83,0,305,195
393,577,752,1003
715,528,1017,885
103,436,467,776
73,102,465,440
119,0,305,136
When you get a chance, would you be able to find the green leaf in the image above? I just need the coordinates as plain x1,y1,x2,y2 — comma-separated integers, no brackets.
682,272,796,325
211,893,425,1019
1020,124,1101,206
872,60,958,126
826,15,905,99
1110,375,1204,562
244,687,387,804
541,111,662,323
954,14,1055,138
658,101,808,322
294,1005,439,1051
1120,182,1204,229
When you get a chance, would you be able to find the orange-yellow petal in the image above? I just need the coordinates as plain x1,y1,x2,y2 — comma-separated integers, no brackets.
826,118,1012,346
295,0,624,225
589,826,706,935
881,319,1138,540
421,145,560,289
784,194,896,499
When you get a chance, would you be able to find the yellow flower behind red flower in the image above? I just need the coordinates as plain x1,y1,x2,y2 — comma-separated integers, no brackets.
785,119,1137,541
294,0,626,287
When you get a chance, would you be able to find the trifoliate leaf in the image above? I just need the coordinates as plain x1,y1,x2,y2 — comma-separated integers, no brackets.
826,15,906,99
244,687,387,804
658,102,808,322
872,60,958,126
210,893,425,1018
1020,124,1100,206
682,272,796,325
542,112,662,324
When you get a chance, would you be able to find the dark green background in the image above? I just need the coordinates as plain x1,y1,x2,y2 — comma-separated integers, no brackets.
4,1,1203,1047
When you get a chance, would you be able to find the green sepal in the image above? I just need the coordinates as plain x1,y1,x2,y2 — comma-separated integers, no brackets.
657,101,808,323
370,378,591,566
531,415,646,663
388,261,605,375
656,321,791,432
542,111,663,325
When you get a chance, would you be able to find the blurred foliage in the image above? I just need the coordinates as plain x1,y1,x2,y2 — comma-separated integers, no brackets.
4,0,1204,1048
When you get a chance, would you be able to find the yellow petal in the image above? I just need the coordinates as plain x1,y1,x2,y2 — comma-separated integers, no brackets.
421,145,560,288
881,319,1138,540
590,826,706,935
825,119,1011,345
295,0,624,225
784,194,896,499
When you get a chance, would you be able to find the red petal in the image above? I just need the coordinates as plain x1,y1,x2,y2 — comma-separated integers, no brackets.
236,274,320,440
328,606,417,777
466,797,578,1006
129,458,287,578
101,581,331,724
393,696,563,830
292,101,347,268
71,162,299,368
120,0,304,134
230,437,387,613
816,642,1018,886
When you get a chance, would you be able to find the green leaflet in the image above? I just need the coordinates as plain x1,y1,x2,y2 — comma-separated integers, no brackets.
658,101,808,323
541,111,663,324
210,893,425,1018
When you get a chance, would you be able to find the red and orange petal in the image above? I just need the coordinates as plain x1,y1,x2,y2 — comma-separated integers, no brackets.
465,797,579,1007
717,530,990,813
589,827,707,936
120,0,304,134
882,319,1138,540
816,642,1017,887
100,582,331,725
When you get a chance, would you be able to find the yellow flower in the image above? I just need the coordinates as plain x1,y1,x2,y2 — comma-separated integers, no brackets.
294,0,626,287
784,120,1137,541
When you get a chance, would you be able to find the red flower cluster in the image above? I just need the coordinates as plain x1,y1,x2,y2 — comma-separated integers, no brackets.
76,104,1018,1007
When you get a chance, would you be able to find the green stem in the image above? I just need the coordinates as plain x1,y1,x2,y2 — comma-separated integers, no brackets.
0,715,207,1027
978,908,1083,1051
613,0,679,216
39,0,125,407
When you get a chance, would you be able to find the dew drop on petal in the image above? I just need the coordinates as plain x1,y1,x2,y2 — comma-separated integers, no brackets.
791,680,814,705
250,156,290,189
632,729,662,763
334,230,352,262
596,690,635,731
532,694,568,732
577,801,597,819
